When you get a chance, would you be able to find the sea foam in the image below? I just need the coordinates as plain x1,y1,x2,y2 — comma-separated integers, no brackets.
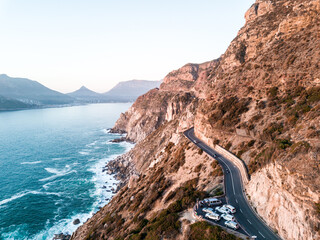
21,161,42,165
0,190,61,207
39,165,77,182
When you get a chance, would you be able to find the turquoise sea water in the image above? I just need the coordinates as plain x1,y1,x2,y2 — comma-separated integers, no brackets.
0,103,133,239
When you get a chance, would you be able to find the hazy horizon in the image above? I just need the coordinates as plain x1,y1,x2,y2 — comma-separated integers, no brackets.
0,0,254,93
0,73,161,94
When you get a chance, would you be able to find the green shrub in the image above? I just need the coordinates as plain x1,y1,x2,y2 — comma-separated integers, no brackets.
247,140,256,147
214,187,224,196
224,142,232,150
306,86,320,104
263,122,283,140
208,97,251,129
165,142,175,153
267,87,278,99
198,148,204,155
130,219,149,235
249,147,275,174
194,164,203,172
290,141,310,154
189,221,240,240
144,208,181,240
235,41,247,64
276,139,292,149
315,202,320,215
167,178,208,210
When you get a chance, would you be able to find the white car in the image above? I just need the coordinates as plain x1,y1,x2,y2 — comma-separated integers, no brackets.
221,213,235,221
223,204,236,213
202,207,214,214
205,212,220,221
204,198,222,206
225,220,239,230
215,206,231,214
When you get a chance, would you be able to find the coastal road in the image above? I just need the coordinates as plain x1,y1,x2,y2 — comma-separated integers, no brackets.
194,197,248,237
184,128,281,240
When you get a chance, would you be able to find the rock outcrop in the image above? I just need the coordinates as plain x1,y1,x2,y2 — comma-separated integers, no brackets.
112,89,196,142
247,163,319,240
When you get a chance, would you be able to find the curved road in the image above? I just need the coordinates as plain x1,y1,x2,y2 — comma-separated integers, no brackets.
184,128,281,240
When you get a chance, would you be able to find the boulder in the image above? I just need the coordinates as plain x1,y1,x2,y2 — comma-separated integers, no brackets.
73,219,80,225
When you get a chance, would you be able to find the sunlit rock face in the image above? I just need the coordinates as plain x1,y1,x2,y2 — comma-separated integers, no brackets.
72,0,320,239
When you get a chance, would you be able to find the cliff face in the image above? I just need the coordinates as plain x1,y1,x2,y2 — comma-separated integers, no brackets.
247,163,319,240
192,1,320,239
72,116,227,240
73,0,320,239
112,89,197,142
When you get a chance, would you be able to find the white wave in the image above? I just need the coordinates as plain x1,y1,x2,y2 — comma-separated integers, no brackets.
101,128,110,134
52,157,72,161
88,157,97,162
42,180,61,191
21,161,42,165
0,192,29,206
88,155,119,203
119,141,135,152
86,141,97,147
0,190,61,206
42,182,51,190
39,165,77,182
79,151,90,155
33,211,94,240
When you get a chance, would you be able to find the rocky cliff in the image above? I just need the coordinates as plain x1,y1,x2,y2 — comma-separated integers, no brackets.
72,0,320,239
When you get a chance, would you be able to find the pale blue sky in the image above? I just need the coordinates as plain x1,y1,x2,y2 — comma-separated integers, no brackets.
0,0,254,93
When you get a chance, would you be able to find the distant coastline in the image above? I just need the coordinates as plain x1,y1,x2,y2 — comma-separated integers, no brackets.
0,74,161,112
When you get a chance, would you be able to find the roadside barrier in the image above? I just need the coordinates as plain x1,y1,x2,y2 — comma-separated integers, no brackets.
214,145,250,185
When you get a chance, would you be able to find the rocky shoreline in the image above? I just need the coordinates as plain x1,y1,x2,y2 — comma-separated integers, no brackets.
53,136,135,240
103,150,136,189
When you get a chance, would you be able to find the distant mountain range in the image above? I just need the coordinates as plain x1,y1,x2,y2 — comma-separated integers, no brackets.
0,74,161,111
0,95,33,111
67,80,161,103
0,74,74,106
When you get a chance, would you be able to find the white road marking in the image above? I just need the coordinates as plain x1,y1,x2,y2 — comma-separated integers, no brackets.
247,219,252,224
186,130,277,239
259,231,266,238
236,199,238,203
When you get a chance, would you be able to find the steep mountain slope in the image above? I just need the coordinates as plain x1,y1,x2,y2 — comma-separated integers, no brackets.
0,74,74,105
0,95,33,111
72,1,320,239
103,80,161,102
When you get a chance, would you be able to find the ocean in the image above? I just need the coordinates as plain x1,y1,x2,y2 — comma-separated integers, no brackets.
0,103,133,239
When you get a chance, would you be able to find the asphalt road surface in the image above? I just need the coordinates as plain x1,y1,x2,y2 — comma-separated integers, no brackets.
194,197,248,236
185,128,281,240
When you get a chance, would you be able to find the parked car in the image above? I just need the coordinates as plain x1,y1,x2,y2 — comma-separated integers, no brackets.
203,198,222,206
202,207,214,214
215,206,231,214
223,204,236,213
221,213,235,221
225,220,239,230
205,212,221,221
